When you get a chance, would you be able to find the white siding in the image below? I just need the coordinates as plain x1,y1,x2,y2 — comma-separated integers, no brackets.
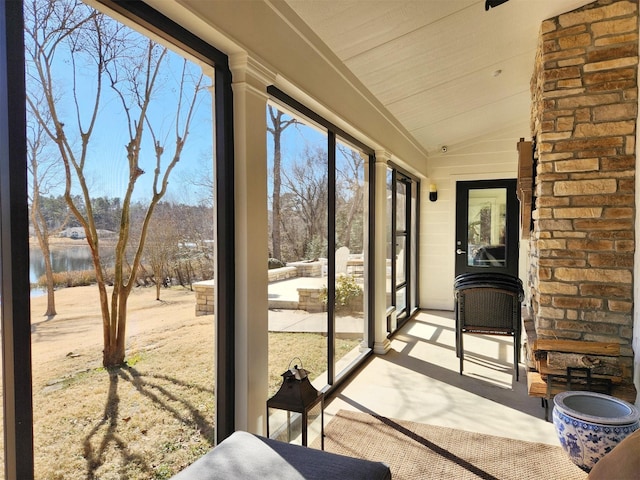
420,123,529,310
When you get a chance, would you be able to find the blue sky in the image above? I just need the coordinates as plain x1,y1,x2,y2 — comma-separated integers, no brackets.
77,56,213,205
33,15,355,208
28,21,214,206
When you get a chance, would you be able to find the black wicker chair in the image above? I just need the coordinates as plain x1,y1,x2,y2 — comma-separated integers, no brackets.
454,273,524,381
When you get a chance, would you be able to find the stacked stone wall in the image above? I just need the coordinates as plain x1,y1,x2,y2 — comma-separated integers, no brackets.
530,0,638,380
268,266,298,282
194,280,215,316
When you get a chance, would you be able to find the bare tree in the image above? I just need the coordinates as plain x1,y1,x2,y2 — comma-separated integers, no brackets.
281,146,329,260
27,100,67,316
267,106,297,260
278,191,307,260
25,0,208,367
336,145,365,250
181,154,214,208
145,202,179,300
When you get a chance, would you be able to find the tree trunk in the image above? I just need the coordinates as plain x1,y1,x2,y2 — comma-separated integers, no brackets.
272,131,282,259
102,285,128,367
42,242,57,316
175,266,184,286
268,107,297,261
186,260,193,291
103,342,126,367
342,191,362,250
103,341,125,367
97,280,120,367
31,206,57,316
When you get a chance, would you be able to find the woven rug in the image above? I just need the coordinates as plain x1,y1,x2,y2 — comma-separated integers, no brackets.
312,410,587,480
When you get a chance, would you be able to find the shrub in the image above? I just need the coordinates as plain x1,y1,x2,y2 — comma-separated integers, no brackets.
268,258,286,270
38,269,97,288
335,274,363,309
320,274,363,311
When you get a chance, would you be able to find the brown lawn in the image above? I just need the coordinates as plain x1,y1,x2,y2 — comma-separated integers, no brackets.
8,285,358,479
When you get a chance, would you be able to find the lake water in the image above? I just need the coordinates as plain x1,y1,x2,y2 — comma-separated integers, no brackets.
30,243,115,295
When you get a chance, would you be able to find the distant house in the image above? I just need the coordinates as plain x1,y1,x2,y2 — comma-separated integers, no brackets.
60,228,85,240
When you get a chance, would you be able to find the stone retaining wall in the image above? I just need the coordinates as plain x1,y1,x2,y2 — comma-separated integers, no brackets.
268,266,297,282
195,265,324,315
194,280,215,316
286,260,323,277
297,287,325,313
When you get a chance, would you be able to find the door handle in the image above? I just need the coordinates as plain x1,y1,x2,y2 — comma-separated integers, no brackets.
456,248,466,255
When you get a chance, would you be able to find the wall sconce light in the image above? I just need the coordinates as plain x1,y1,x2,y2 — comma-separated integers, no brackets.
429,184,437,202
485,0,509,10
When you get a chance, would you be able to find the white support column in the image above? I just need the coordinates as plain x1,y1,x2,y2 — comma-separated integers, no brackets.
374,151,391,354
229,53,274,434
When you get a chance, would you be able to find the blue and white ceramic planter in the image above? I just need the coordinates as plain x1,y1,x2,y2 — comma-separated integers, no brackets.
553,391,640,472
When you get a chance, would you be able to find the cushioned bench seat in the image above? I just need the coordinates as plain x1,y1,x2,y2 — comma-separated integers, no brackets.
170,430,391,480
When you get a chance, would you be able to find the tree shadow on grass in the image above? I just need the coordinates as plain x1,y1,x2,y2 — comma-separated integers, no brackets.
83,365,214,479
83,370,143,479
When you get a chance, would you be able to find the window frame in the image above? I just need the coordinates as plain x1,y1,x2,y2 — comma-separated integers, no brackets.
1,1,33,478
0,2,237,476
387,163,420,332
95,0,238,445
267,86,377,389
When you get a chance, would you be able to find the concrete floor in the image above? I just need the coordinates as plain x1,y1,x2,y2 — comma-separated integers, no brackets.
322,309,560,446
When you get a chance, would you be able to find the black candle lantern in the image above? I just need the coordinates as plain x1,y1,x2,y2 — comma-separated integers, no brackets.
266,358,324,449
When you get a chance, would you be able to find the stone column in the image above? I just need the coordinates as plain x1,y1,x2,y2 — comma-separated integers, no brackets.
374,151,391,354
529,0,638,383
229,53,274,434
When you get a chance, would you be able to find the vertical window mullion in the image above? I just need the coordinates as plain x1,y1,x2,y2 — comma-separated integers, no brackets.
1,0,35,477
327,131,336,385
391,170,397,309
413,179,420,316
404,181,411,314
214,63,236,444
367,153,376,349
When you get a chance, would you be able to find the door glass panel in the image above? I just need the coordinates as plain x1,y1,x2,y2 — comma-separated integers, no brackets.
334,141,366,378
266,105,329,401
410,182,418,314
385,169,393,311
467,188,507,267
396,181,406,232
395,286,406,315
266,106,370,443
395,236,406,286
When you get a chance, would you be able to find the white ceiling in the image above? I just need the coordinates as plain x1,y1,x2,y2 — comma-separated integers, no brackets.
284,0,594,155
